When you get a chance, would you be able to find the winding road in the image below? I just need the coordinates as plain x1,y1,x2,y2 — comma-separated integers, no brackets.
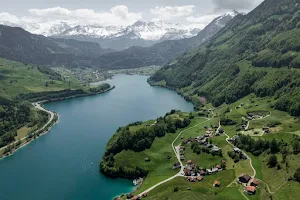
0,102,55,153
137,117,211,196
137,109,284,198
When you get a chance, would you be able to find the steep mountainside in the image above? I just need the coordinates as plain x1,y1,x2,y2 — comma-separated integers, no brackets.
150,0,300,116
0,25,111,67
92,13,236,69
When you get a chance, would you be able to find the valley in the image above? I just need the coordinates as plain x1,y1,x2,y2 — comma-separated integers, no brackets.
0,0,299,199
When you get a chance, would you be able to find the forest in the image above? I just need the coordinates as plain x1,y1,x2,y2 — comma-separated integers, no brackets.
0,101,48,148
150,0,300,116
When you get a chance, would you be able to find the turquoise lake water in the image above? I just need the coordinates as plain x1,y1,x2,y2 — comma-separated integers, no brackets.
0,75,193,200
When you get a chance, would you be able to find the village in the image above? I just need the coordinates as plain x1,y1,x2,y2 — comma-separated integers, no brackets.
123,122,260,200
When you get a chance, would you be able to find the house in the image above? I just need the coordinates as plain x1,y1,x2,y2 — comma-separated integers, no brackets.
205,131,211,135
179,149,184,155
263,127,270,133
233,147,242,153
180,156,185,161
206,169,212,174
173,162,181,170
218,128,224,134
142,193,148,197
232,135,239,141
216,165,222,170
249,179,259,187
242,125,247,130
197,176,203,181
184,169,191,176
211,146,221,153
238,174,251,183
200,170,206,176
179,146,185,150
221,159,227,164
127,194,134,199
211,167,219,173
246,186,256,195
144,157,151,162
186,160,193,165
213,180,221,187
206,144,213,148
187,177,196,182
131,196,141,200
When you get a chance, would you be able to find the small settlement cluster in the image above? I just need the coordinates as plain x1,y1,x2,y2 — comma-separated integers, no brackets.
178,126,224,161
238,173,259,195
182,159,226,187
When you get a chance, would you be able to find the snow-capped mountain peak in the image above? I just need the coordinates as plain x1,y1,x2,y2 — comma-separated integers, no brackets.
57,20,201,41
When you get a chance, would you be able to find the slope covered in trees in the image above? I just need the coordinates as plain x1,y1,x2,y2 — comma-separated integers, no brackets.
0,25,112,68
150,0,300,116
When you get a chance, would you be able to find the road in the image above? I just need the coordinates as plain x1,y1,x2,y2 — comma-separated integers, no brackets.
137,117,211,196
0,102,55,152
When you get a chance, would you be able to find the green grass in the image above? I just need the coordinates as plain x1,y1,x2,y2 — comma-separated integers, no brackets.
114,117,209,194
144,170,242,200
0,58,83,100
113,94,300,199
15,126,35,140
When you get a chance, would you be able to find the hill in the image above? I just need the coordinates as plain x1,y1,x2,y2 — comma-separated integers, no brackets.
0,25,112,68
93,13,236,69
0,58,111,152
149,0,300,116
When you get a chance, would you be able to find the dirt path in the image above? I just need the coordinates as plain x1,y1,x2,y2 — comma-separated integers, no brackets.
0,102,55,152
258,179,287,194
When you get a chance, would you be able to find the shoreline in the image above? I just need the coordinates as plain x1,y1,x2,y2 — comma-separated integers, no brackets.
0,86,115,160
0,113,59,160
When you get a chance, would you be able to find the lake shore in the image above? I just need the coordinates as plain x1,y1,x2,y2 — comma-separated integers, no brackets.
0,86,115,159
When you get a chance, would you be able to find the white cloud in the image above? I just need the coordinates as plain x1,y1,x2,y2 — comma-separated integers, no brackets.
0,12,19,23
186,14,219,24
186,14,219,29
0,6,143,27
212,0,263,12
150,5,195,21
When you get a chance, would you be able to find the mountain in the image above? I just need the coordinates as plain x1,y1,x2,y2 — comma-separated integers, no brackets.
0,20,202,50
0,25,112,67
55,20,201,50
150,0,300,116
0,21,72,36
92,12,237,69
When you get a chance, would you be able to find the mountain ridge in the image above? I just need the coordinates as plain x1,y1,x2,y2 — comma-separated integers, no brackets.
150,0,300,116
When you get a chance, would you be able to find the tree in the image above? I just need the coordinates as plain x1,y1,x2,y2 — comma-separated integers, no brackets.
267,155,278,168
294,168,300,183
292,140,300,154
45,82,48,87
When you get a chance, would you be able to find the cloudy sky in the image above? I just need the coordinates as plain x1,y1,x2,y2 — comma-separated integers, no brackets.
0,0,264,28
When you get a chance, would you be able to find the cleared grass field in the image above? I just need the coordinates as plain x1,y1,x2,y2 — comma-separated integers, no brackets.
0,58,83,100
144,170,242,200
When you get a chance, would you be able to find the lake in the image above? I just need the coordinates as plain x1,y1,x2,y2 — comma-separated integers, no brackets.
0,74,193,200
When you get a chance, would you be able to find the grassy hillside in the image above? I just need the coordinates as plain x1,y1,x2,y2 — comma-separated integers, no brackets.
106,95,300,200
0,58,82,100
0,58,111,150
149,0,300,116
